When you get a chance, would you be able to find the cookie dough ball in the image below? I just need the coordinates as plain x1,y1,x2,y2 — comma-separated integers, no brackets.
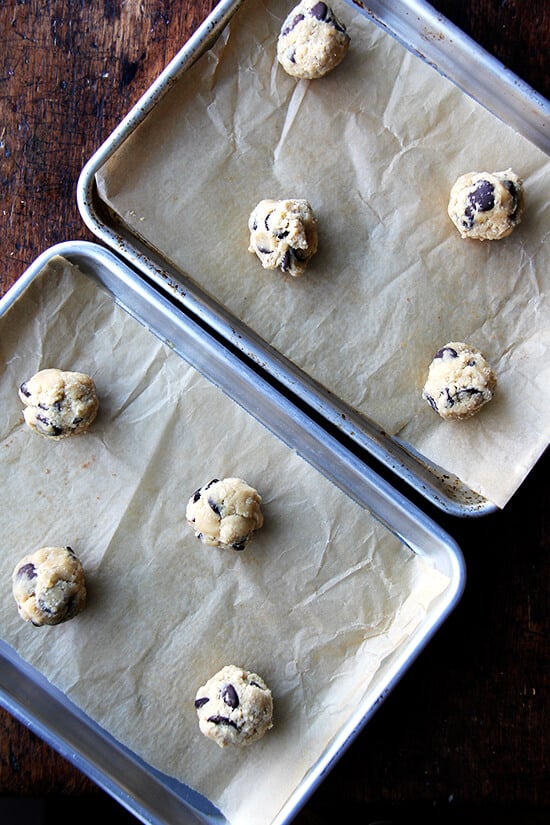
277,0,350,79
447,169,523,240
19,368,99,439
248,198,318,277
186,477,264,551
194,665,273,747
422,342,497,420
12,546,87,626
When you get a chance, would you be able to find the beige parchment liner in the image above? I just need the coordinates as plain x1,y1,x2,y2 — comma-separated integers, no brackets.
95,0,550,508
0,258,450,825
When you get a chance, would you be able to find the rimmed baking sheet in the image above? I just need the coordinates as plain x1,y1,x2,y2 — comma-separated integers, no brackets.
0,242,463,825
78,0,550,516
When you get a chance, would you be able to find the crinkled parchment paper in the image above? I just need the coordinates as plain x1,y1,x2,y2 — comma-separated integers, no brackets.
95,0,550,508
0,257,450,825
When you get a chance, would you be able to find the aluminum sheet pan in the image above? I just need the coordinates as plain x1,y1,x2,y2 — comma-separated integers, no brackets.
0,241,464,825
77,0,550,517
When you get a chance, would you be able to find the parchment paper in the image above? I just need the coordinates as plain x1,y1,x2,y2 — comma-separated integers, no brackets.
0,257,450,825
95,0,550,508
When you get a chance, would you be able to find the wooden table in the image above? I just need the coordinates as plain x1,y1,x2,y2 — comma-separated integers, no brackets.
1,1,548,822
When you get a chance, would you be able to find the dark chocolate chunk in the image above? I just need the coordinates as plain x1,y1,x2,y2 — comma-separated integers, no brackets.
425,394,439,413
257,246,272,255
195,696,210,709
231,538,248,551
16,562,37,580
19,382,31,397
280,250,292,272
207,715,239,730
36,414,63,436
503,179,519,218
250,680,264,689
435,346,458,359
207,496,222,517
456,387,482,399
469,180,495,212
221,683,239,709
275,230,289,239
282,12,304,37
37,598,54,616
205,478,219,490
192,488,202,503
310,2,328,21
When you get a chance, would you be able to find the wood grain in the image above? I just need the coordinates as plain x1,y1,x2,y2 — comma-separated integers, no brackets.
0,1,548,821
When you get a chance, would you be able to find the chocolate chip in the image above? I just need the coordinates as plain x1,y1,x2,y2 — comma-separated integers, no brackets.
36,414,63,436
280,250,291,272
19,382,31,397
275,230,289,239
207,715,239,729
282,12,304,37
457,387,482,398
205,479,219,490
425,394,439,413
37,598,54,615
207,496,222,517
257,246,272,255
195,696,210,709
435,347,458,359
221,683,239,708
503,179,519,217
467,179,495,217
17,563,37,580
231,538,248,551
250,680,264,689
310,2,328,21
444,388,456,407
192,488,201,503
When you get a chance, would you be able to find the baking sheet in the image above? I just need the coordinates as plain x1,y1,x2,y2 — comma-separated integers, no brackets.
93,0,550,509
0,254,452,825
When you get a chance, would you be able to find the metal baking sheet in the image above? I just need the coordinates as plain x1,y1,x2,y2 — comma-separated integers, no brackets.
0,241,464,825
76,0,550,517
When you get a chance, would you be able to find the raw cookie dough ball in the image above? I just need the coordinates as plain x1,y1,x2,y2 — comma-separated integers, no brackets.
422,342,497,420
194,665,273,747
186,477,264,551
248,198,318,277
277,0,350,79
447,169,523,240
12,546,87,626
19,368,99,439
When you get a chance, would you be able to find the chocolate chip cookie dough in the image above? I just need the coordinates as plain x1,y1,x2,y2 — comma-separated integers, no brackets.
12,546,87,626
422,342,497,420
447,169,524,240
248,198,318,277
194,665,273,747
277,0,350,79
19,368,99,439
186,477,264,550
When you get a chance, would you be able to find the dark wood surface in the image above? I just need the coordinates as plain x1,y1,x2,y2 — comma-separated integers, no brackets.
1,1,548,822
